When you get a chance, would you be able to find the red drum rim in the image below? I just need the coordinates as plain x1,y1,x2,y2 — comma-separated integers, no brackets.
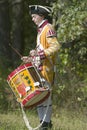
7,63,32,81
22,89,50,108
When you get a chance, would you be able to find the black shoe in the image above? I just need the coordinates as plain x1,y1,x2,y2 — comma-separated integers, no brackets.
42,122,48,130
40,121,53,130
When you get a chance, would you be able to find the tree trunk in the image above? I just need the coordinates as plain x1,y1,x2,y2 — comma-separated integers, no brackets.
10,0,24,67
0,0,11,67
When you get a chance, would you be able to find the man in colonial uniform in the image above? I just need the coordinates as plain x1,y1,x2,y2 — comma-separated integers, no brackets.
21,5,60,130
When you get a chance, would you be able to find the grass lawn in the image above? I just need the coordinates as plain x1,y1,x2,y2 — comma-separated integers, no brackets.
0,107,87,130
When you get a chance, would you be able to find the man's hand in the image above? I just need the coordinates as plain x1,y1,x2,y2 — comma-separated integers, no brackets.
21,56,32,63
30,50,37,56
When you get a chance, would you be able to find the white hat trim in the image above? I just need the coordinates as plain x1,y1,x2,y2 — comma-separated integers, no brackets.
29,5,51,13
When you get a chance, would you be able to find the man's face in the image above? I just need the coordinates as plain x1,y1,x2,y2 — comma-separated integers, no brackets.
31,14,44,26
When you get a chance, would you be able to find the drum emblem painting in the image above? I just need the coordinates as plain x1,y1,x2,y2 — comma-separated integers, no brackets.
7,63,50,108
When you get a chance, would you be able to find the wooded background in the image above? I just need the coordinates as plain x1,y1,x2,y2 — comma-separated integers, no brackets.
0,0,87,111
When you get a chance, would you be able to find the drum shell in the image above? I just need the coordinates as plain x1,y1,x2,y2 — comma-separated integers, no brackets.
7,63,50,108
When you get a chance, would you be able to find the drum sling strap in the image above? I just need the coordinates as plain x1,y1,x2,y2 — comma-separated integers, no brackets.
21,96,50,130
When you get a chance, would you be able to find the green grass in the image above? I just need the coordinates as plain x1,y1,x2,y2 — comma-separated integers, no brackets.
0,107,87,130
52,108,87,130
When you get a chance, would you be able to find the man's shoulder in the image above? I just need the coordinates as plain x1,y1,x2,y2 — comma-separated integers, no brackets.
46,23,53,29
45,23,56,37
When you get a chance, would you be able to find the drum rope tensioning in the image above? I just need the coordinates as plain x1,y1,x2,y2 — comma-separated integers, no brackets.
7,64,51,130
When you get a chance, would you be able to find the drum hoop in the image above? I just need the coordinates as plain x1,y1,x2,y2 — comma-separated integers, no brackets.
22,90,50,108
7,63,32,81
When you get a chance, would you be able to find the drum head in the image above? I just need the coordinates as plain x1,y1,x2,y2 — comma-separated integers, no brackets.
22,89,50,108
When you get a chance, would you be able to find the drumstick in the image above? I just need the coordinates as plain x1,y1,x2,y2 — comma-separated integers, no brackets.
9,43,22,58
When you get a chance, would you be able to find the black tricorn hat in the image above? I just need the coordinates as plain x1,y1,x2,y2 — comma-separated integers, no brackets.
29,5,51,16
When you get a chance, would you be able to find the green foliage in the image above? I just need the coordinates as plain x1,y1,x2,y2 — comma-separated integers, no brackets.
52,0,87,108
52,0,87,42
0,0,87,111
0,69,9,110
0,65,18,110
